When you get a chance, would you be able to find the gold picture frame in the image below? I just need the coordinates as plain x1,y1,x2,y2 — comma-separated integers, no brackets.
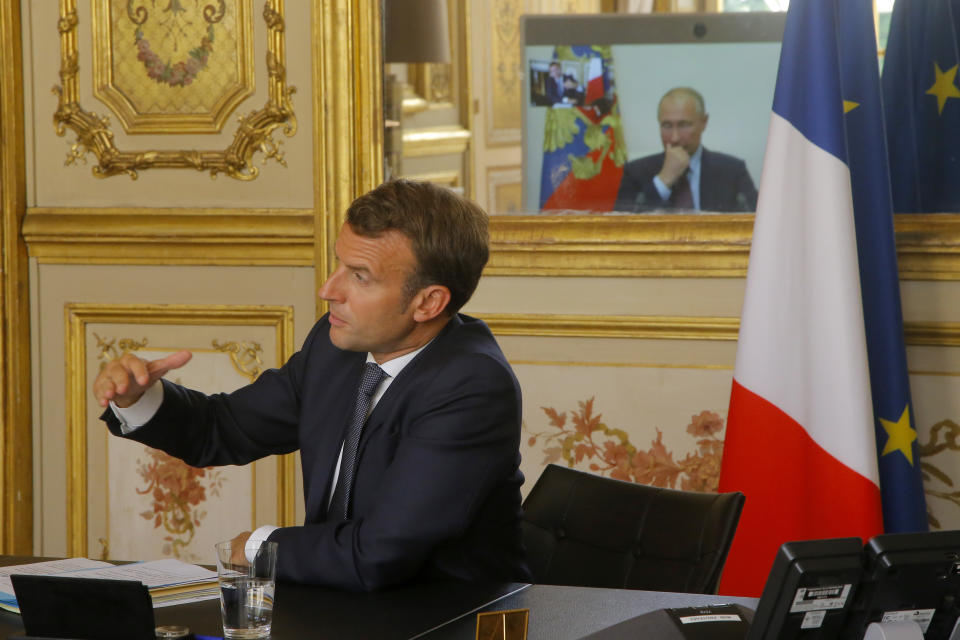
91,0,255,134
54,0,297,181
64,303,297,557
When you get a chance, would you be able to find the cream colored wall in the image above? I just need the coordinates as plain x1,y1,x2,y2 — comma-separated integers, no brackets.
31,263,314,557
15,0,960,561
20,1,319,558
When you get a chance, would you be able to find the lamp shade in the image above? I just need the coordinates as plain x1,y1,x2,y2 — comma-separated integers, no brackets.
383,0,451,64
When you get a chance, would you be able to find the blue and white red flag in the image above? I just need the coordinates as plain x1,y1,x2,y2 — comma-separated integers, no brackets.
539,46,626,211
718,0,927,597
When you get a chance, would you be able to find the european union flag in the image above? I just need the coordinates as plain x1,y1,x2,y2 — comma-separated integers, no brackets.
882,0,960,212
843,0,928,532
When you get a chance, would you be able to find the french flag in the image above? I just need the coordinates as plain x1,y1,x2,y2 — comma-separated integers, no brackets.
717,0,902,596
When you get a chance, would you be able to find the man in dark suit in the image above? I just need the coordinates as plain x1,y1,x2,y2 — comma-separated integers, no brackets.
544,61,565,105
614,87,758,213
93,180,530,591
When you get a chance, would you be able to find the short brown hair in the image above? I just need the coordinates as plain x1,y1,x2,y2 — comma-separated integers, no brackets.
346,180,490,315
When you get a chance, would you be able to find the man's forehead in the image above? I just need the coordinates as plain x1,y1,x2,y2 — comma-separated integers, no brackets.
335,225,413,270
659,97,701,120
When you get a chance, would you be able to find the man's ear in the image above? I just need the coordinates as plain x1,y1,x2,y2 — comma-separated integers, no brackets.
412,285,452,322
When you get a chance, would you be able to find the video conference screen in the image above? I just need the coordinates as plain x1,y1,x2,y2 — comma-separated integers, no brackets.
521,13,785,214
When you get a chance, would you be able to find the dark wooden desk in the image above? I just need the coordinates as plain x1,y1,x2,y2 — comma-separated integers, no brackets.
0,555,527,639
0,556,758,639
415,584,759,639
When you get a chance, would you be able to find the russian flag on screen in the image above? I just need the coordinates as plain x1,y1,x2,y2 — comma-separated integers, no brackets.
718,0,925,597
539,46,625,211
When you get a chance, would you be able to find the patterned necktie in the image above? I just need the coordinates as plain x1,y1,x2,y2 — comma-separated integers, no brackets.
328,362,386,519
670,171,694,210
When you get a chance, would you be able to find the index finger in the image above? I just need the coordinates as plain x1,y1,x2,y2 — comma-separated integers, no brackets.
146,349,193,380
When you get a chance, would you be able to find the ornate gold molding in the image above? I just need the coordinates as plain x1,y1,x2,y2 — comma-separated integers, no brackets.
213,340,265,381
0,0,31,555
65,303,296,557
479,314,960,346
314,0,384,316
404,171,461,188
904,322,960,346
402,125,471,158
23,207,314,265
486,215,754,276
479,313,740,340
91,0,255,134
482,213,960,278
54,0,296,180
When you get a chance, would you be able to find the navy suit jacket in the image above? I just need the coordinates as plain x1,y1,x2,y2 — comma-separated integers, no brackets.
613,147,758,213
103,313,530,591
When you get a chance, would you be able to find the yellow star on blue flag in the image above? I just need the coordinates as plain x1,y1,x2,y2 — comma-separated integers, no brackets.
926,62,960,115
880,405,918,465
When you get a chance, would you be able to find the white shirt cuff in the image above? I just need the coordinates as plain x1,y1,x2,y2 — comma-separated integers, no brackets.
110,381,164,434
245,525,279,563
652,174,672,202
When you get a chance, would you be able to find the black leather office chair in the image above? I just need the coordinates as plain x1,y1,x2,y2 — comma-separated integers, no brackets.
521,464,745,594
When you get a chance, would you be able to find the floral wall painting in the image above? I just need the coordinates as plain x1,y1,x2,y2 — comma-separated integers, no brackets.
518,363,960,536
514,362,735,500
56,0,297,179
92,333,263,562
527,398,725,493
103,344,256,563
134,446,226,560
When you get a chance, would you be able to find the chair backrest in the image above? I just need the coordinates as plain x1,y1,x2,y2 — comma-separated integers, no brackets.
521,464,745,594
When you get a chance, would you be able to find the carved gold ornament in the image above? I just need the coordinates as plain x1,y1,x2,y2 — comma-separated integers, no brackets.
54,0,297,180
212,339,264,381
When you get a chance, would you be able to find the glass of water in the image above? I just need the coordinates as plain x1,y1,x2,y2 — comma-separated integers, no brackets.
215,539,279,639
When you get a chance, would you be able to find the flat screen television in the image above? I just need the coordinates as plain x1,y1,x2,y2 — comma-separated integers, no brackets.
840,530,960,640
521,12,785,214
747,537,864,640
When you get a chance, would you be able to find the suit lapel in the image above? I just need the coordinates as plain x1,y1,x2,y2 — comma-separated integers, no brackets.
354,315,463,459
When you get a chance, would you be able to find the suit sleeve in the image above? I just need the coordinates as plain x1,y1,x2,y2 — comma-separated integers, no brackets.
267,352,522,591
101,323,320,465
614,160,668,212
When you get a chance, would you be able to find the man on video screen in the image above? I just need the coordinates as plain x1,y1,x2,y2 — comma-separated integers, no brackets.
614,87,758,213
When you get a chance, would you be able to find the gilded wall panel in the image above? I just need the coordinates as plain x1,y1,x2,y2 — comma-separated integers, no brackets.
23,1,314,207
486,166,522,214
34,264,314,557
486,311,960,533
93,0,255,133
65,304,295,560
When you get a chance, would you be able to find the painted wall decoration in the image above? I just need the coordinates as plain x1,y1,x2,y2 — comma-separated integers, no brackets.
66,303,296,561
102,0,252,121
134,446,227,560
528,397,724,492
519,363,960,535
514,362,735,500
102,346,254,563
55,0,297,179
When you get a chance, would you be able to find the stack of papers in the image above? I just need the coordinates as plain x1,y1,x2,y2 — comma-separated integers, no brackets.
0,557,219,613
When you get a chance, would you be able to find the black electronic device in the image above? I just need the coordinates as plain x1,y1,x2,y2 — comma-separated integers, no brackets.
11,574,157,640
840,530,960,640
746,537,864,640
582,603,754,640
